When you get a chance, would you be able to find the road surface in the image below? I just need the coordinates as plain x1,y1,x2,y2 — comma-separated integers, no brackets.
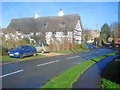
1,49,117,88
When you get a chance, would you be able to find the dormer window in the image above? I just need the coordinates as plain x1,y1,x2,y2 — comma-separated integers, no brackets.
42,24,47,28
60,22,65,27
62,22,65,25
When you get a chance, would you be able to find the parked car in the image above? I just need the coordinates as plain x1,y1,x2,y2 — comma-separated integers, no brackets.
8,45,37,58
86,43,96,49
35,43,50,53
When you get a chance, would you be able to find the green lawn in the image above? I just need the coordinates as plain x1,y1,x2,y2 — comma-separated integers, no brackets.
51,49,90,54
1,49,90,62
1,54,45,62
38,52,118,88
101,57,120,88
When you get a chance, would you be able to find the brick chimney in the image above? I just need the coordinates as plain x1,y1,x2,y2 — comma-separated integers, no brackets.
58,9,64,16
35,12,39,19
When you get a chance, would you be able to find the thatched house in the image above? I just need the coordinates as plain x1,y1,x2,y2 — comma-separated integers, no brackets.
7,10,83,44
82,30,100,43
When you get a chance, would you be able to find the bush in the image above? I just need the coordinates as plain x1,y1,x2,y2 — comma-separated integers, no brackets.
80,43,88,50
75,43,81,50
2,47,8,55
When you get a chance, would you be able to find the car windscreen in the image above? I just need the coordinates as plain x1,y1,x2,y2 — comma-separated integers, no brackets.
45,44,49,47
39,43,43,47
35,44,42,47
16,46,26,50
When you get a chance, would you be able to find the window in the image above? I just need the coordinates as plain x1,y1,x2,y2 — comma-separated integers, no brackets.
39,43,42,47
27,46,32,51
63,30,67,35
16,46,25,50
30,46,34,50
118,40,120,43
52,31,56,35
62,22,65,25
45,44,49,47
42,24,47,28
60,22,65,27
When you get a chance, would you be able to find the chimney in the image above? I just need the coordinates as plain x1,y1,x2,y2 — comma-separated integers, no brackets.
58,9,64,16
35,12,39,19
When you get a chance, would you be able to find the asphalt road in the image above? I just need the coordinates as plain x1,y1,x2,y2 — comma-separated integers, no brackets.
1,48,117,88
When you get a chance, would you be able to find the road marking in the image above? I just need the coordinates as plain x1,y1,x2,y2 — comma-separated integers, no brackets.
0,69,24,78
37,60,60,67
66,56,80,59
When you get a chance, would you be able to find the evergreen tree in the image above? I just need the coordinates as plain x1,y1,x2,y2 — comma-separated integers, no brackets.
100,23,111,42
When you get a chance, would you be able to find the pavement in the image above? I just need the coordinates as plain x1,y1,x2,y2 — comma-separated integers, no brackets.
1,48,117,88
72,54,120,88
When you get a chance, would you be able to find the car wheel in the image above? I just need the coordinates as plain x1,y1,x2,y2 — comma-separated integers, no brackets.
41,50,44,54
33,53,37,56
20,54,24,59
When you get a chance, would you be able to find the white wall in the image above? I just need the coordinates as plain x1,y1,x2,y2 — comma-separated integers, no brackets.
74,20,82,44
45,31,74,45
45,20,82,45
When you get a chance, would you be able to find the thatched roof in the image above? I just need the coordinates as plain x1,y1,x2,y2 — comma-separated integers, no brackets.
7,14,81,34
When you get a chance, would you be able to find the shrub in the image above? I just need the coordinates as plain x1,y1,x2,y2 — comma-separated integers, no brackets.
80,43,88,50
75,43,81,50
2,47,8,55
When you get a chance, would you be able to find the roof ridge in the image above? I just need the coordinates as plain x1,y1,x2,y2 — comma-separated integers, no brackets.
12,14,79,20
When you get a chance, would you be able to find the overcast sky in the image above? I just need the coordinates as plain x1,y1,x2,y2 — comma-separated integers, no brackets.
2,2,118,30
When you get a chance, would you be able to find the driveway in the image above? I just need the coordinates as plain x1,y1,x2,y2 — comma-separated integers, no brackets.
1,48,117,88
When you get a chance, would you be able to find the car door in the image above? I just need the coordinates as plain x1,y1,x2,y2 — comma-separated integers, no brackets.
27,46,33,56
24,46,30,56
30,46,34,55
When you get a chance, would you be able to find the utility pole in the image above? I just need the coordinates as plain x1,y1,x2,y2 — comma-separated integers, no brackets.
96,24,98,47
96,24,98,30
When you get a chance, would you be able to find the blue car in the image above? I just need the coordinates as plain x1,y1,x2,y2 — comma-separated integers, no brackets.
86,43,96,49
8,45,37,58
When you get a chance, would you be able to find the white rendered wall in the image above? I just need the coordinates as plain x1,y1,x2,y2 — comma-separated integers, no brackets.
74,20,82,44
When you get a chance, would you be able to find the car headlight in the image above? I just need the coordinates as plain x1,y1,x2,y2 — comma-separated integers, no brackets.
8,52,10,54
14,52,19,55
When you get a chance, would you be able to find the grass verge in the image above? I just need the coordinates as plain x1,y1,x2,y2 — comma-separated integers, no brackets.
1,54,45,62
39,52,118,88
1,49,90,62
101,57,120,88
51,49,90,54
